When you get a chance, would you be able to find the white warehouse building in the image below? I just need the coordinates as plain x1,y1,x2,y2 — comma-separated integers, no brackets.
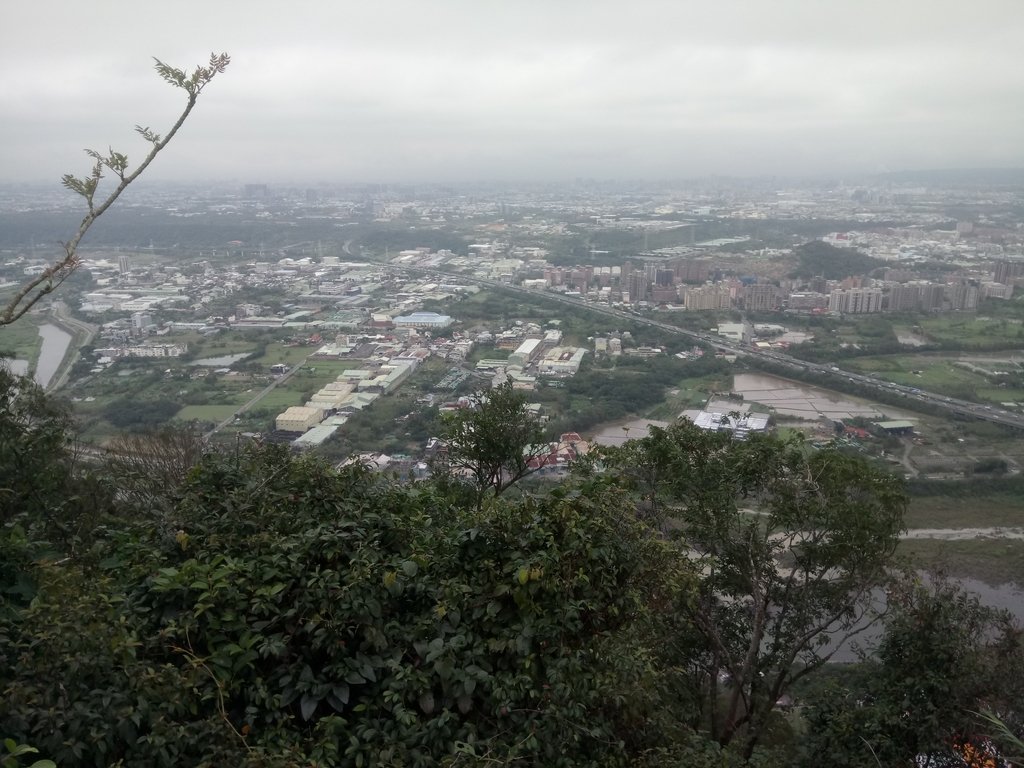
392,312,453,329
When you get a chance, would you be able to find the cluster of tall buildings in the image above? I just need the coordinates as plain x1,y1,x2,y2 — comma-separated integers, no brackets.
534,254,1017,316
827,281,979,314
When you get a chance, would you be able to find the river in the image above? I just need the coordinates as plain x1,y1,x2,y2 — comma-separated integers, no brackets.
34,323,73,389
830,577,1024,662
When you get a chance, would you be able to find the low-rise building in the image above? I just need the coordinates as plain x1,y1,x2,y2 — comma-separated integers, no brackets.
292,424,339,448
509,337,543,368
688,410,770,440
716,322,753,345
392,311,453,329
276,406,324,433
537,347,587,377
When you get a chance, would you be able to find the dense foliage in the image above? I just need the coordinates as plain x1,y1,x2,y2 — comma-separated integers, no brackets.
789,241,886,281
597,421,907,758
2,370,1021,766
801,577,1024,767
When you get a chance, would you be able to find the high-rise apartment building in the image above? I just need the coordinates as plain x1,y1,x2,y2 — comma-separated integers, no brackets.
994,258,1024,285
683,284,732,311
886,283,920,312
744,283,778,312
829,288,883,314
919,283,945,311
670,258,710,284
946,281,979,311
627,271,649,303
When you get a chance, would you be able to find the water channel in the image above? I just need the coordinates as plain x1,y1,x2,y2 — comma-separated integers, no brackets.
831,577,1024,662
34,323,74,389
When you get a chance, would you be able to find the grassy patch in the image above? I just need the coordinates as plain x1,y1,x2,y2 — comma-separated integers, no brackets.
897,538,1024,588
254,389,306,411
250,343,312,367
849,354,978,387
176,404,239,422
0,314,42,365
918,315,1024,347
904,493,1024,529
977,386,1024,403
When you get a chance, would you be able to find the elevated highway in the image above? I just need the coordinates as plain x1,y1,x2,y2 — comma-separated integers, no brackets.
408,268,1024,431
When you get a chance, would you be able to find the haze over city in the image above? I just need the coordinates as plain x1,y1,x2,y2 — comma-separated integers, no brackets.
3,0,1024,184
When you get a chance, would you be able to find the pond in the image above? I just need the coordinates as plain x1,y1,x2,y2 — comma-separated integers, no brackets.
194,351,253,366
731,372,919,422
831,576,1024,662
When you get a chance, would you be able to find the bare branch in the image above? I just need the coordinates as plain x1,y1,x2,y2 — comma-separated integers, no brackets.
0,53,229,327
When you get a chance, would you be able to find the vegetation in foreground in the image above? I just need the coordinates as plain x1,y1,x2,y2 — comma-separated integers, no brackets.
1,369,1022,767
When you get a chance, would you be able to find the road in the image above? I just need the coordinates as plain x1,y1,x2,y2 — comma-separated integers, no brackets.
406,267,1024,431
204,359,306,439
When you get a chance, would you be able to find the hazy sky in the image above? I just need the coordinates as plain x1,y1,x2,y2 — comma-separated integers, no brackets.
2,0,1023,184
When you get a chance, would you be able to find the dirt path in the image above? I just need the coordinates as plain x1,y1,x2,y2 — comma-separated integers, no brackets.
903,527,1024,541
897,439,917,477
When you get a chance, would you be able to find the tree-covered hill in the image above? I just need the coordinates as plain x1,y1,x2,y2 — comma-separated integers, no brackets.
789,240,886,280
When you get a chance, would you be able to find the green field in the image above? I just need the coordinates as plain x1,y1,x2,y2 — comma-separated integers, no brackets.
644,375,725,420
250,342,312,366
897,538,1024,588
905,493,1024,530
176,404,240,422
252,388,306,411
917,314,1024,347
0,314,43,365
846,353,1024,405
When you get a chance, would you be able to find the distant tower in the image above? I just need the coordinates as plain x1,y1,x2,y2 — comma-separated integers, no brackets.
118,253,130,274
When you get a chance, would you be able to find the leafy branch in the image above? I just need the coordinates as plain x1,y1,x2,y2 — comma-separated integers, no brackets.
0,52,230,327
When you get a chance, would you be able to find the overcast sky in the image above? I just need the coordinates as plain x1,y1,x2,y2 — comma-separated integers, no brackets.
2,0,1023,185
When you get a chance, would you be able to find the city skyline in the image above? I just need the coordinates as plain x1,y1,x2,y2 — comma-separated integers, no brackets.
3,0,1024,185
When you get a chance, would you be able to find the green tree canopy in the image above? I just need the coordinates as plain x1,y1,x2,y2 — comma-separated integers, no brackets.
801,575,1024,767
438,378,548,506
596,421,907,757
2,444,696,767
789,241,886,281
